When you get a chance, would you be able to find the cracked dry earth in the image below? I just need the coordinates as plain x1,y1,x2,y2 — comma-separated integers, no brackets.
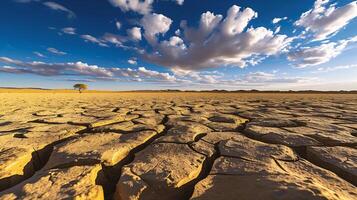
0,93,356,200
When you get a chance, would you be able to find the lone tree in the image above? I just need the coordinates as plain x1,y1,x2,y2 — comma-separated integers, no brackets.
73,83,88,93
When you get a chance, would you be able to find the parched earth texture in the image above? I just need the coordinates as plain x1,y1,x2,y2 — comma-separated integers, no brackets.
0,92,356,200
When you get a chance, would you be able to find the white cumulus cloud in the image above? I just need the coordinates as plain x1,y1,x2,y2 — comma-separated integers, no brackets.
142,5,293,70
295,0,357,41
127,27,142,41
128,58,137,65
108,0,153,15
288,36,357,67
272,17,287,24
140,13,173,45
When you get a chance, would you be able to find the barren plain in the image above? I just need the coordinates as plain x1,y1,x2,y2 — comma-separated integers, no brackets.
0,92,356,200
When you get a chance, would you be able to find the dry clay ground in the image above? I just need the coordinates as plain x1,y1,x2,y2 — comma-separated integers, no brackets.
0,92,356,200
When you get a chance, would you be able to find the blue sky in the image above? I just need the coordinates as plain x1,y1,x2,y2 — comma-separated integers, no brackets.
0,0,357,90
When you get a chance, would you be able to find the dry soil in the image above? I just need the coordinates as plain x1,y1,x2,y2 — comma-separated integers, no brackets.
0,92,356,200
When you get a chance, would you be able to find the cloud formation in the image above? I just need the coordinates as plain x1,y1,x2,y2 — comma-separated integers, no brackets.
47,47,67,55
10,0,357,87
80,35,109,47
0,57,177,83
127,27,142,41
315,64,357,73
171,68,222,84
102,33,128,46
128,59,137,65
175,0,184,6
0,57,110,76
108,0,153,15
136,67,176,82
241,72,307,84
140,13,173,45
62,27,76,35
288,36,357,67
295,0,357,40
43,1,76,18
33,51,45,58
272,17,287,24
141,5,292,70
116,21,121,30
171,69,315,88
0,56,319,89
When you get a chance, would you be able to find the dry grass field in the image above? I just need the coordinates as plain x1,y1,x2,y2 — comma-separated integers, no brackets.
0,91,356,200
